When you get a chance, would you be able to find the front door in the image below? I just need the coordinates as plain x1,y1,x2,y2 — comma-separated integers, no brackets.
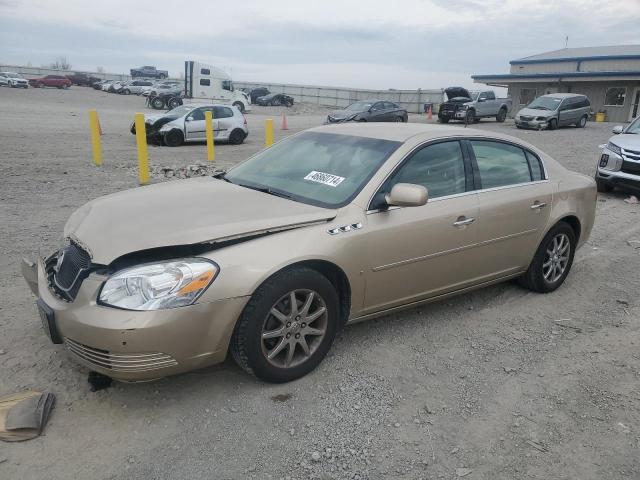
629,87,640,121
363,140,480,313
185,107,219,141
467,140,552,279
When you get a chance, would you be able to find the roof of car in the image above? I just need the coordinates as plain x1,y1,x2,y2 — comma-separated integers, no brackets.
540,93,585,98
309,123,520,143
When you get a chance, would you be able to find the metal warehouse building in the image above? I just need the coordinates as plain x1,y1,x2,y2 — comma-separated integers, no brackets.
472,45,640,123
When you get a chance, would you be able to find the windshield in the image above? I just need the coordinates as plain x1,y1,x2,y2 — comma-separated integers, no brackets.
225,132,401,208
469,91,480,100
3,72,22,78
625,116,640,134
345,101,373,112
166,106,194,117
527,96,562,111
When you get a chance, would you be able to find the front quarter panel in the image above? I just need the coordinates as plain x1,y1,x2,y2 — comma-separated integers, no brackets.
196,205,367,316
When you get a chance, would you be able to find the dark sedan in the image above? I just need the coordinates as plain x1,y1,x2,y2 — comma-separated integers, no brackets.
325,100,408,124
249,87,270,103
256,93,294,107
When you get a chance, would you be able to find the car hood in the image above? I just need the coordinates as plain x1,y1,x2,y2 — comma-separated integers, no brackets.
64,177,337,264
444,87,471,101
517,107,554,118
608,133,640,150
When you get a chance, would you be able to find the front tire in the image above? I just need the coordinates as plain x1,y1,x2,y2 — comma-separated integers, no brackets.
122,88,131,95
230,267,339,383
439,117,449,123
163,129,184,147
465,109,475,124
519,221,576,293
548,118,558,130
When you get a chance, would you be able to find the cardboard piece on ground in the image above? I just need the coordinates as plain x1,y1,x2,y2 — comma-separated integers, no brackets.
0,390,56,442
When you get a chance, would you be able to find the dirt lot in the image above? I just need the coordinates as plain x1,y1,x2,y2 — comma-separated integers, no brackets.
1,86,639,480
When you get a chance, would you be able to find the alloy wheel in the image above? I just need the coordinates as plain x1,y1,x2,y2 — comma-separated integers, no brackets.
543,233,570,283
261,289,328,368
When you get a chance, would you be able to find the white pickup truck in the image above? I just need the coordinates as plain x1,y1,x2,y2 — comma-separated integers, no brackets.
438,87,511,124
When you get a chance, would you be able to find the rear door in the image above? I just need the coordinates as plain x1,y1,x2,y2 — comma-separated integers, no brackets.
468,139,552,279
368,102,387,122
213,106,234,139
184,107,219,141
558,97,577,126
363,140,480,313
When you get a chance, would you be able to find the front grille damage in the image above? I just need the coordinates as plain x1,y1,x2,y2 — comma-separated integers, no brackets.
65,338,178,373
45,242,92,302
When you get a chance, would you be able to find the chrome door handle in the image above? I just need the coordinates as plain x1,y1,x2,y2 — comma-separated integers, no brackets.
453,216,475,227
530,202,547,210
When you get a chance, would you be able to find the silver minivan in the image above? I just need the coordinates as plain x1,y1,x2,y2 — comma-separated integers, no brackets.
515,93,591,130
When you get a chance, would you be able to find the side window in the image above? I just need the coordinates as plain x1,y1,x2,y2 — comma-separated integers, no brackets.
384,102,397,109
222,80,233,91
387,141,467,199
559,99,572,111
199,79,210,86
478,92,487,101
471,141,532,189
525,151,545,181
485,91,496,100
200,68,210,75
190,108,206,121
213,106,234,118
371,102,384,111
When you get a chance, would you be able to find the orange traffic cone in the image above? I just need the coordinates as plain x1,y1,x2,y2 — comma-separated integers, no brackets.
281,111,289,130
97,117,104,135
427,105,433,120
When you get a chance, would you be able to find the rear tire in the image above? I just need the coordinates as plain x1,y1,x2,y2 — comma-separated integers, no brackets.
230,267,339,383
122,88,131,95
595,176,614,193
229,128,246,145
518,221,576,293
496,108,507,123
167,97,182,109
151,96,165,109
163,129,184,147
576,115,587,128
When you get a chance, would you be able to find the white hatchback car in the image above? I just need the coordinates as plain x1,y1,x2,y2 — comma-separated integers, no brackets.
131,104,249,146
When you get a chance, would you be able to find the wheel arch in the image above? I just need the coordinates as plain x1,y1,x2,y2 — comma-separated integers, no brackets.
557,215,581,243
265,260,352,326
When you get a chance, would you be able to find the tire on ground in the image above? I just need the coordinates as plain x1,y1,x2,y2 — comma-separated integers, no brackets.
229,128,246,145
518,221,576,293
230,267,339,383
163,129,184,147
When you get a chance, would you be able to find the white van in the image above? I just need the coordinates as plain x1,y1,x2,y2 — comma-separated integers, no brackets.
184,61,251,113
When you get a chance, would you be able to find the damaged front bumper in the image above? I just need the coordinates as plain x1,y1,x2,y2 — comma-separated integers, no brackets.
21,256,249,382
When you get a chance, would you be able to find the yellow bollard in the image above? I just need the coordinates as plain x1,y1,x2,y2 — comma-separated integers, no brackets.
265,118,274,147
89,110,102,166
205,110,215,162
134,113,150,185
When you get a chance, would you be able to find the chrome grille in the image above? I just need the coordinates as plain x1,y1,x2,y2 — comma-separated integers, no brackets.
520,115,534,121
45,242,92,301
622,147,640,162
621,160,640,176
65,338,178,372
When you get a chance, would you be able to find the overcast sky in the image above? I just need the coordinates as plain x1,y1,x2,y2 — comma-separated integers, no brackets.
1,0,639,90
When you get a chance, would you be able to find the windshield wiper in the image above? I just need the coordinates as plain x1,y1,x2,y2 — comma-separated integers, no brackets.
238,183,292,199
530,106,549,110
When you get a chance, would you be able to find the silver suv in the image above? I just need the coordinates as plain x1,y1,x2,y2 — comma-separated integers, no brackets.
595,116,640,193
515,93,590,130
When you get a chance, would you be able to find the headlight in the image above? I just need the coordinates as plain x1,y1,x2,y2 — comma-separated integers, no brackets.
606,142,622,156
536,117,546,121
99,259,218,311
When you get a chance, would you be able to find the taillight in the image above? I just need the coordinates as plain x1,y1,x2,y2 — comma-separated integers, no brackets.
243,115,247,125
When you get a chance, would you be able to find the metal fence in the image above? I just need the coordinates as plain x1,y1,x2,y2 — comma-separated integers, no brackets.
235,81,445,113
0,64,131,82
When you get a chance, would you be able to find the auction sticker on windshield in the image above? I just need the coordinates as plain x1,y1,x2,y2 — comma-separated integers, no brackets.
304,171,345,187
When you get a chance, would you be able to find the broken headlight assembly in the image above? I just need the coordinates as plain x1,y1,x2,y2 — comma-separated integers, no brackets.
606,142,622,156
99,259,218,311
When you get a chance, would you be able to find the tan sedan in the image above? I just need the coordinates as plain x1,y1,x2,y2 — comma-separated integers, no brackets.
22,124,596,383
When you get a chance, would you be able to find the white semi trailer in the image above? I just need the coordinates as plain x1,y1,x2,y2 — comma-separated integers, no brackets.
184,61,251,112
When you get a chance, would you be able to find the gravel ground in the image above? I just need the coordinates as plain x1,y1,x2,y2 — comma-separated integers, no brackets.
0,87,639,480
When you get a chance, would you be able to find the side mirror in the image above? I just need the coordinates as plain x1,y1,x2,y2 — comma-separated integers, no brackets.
612,125,624,134
385,183,428,207
186,116,194,122
478,97,486,102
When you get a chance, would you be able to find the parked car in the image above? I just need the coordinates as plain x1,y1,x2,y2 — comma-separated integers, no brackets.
108,81,124,93
515,93,590,130
66,72,101,86
92,80,107,90
255,93,294,107
131,104,248,146
325,100,408,123
119,79,154,95
130,65,168,79
438,87,511,123
249,87,270,103
0,72,29,88
28,75,72,89
595,116,640,193
100,80,115,91
22,124,596,383
144,82,183,98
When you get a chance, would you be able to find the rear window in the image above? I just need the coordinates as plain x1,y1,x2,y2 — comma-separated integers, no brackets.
471,140,532,189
